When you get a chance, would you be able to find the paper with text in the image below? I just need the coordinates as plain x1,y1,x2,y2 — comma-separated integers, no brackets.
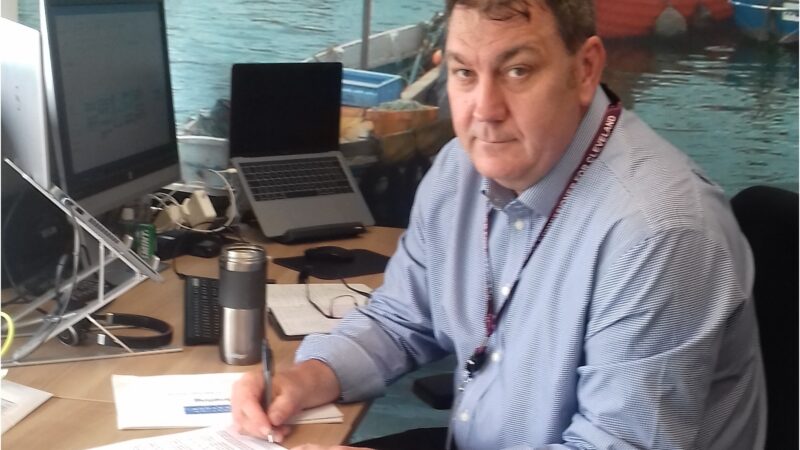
88,425,288,449
1,379,53,433
112,373,342,429
268,283,371,337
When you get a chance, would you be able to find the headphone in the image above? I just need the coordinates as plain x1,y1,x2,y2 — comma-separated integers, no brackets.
58,312,173,349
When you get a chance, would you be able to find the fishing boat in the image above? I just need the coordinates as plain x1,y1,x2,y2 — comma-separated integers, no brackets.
596,0,733,38
182,12,448,137
730,0,799,43
305,12,446,102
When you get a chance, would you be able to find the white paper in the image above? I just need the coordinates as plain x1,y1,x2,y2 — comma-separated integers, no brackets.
88,425,287,449
289,403,343,424
112,373,342,430
268,284,371,337
1,379,53,433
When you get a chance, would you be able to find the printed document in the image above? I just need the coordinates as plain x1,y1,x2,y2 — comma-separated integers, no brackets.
112,372,342,429
268,283,371,337
1,379,53,433
88,425,287,449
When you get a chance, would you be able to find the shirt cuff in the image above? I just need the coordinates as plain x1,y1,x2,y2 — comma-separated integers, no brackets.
295,333,387,402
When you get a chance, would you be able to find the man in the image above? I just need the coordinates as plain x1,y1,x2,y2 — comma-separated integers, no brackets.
233,1,766,449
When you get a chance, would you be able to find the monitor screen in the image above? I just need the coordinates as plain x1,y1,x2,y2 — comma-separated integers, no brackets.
40,0,179,215
1,18,51,190
229,62,342,157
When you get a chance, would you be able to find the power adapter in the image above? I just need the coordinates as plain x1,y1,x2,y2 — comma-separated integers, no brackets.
180,190,216,229
154,204,184,232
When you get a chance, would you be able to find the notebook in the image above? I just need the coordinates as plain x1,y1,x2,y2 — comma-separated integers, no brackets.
268,283,371,339
229,62,374,243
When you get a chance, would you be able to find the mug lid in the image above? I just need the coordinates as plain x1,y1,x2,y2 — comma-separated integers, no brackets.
220,243,266,270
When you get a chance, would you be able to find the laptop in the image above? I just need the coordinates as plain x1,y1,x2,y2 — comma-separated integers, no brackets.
5,158,162,282
229,62,374,243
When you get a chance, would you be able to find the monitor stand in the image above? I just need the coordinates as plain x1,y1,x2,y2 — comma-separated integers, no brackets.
1,159,181,366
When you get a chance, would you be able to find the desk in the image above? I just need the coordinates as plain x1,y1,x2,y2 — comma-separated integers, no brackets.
3,226,404,450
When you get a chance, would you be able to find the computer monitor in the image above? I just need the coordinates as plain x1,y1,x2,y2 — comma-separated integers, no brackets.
39,0,180,215
1,18,51,190
1,19,72,294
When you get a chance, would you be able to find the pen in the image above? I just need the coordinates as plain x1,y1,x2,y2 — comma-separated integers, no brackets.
262,339,274,443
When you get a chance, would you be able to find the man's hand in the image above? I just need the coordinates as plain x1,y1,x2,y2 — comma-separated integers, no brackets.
231,359,342,442
231,370,292,441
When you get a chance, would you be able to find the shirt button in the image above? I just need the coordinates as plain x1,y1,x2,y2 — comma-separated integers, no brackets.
500,285,511,297
514,219,524,231
491,351,502,362
459,410,470,422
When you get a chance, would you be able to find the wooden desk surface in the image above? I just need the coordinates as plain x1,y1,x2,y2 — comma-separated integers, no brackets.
2,226,404,450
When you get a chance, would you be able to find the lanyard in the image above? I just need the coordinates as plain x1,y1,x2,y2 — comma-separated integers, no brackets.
462,88,622,384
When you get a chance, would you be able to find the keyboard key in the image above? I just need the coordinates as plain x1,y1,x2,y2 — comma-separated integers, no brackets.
184,276,220,345
239,156,354,201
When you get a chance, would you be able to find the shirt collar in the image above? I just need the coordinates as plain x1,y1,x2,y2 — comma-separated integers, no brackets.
482,86,612,216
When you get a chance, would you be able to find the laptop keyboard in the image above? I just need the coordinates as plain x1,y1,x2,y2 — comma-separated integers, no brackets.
238,156,354,201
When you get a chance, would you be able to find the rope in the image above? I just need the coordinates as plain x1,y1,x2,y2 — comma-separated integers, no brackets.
1,312,15,357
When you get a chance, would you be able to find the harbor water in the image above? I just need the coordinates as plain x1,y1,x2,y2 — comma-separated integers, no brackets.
18,0,798,198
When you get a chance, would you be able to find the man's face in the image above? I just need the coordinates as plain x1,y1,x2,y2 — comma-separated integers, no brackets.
446,3,597,192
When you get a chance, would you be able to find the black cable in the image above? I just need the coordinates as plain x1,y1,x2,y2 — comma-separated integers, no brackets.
80,244,91,267
49,254,71,314
9,202,81,362
172,262,185,280
170,230,191,280
228,224,249,243
169,228,225,280
297,264,312,284
296,263,371,299
45,200,81,322
340,278,372,299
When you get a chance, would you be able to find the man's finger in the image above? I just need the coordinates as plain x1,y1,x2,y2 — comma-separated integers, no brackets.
268,390,301,427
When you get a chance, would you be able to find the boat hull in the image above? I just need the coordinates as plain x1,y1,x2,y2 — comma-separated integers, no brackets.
596,0,733,38
731,0,799,42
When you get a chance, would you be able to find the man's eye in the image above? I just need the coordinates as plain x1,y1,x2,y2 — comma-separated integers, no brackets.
507,66,529,78
453,68,473,79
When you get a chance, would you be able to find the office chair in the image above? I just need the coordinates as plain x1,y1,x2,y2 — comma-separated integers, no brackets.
412,371,454,410
414,185,800,447
360,152,432,228
731,185,799,450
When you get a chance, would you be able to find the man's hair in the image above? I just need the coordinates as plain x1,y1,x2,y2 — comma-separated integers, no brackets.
445,0,596,53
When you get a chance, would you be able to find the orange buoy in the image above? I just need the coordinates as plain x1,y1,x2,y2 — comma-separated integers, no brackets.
431,49,443,66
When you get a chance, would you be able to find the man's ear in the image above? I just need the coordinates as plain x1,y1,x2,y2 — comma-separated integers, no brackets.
575,36,606,107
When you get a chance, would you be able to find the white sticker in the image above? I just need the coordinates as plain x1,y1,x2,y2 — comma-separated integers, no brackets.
783,3,799,22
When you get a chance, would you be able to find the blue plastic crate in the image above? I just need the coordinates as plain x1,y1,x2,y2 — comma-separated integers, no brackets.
341,68,404,108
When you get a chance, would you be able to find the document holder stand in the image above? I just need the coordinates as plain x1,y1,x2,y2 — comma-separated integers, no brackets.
1,159,181,366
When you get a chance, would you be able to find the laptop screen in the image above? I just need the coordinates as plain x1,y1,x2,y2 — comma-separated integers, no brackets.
229,62,342,157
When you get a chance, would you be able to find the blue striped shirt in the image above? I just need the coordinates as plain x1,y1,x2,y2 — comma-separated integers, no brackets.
297,88,766,449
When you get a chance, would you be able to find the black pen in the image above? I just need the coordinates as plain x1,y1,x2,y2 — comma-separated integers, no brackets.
262,339,274,443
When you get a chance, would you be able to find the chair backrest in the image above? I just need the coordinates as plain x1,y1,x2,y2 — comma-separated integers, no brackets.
730,185,799,450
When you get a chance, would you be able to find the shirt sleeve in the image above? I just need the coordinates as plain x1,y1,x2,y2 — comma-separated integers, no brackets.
295,178,449,402
545,227,755,449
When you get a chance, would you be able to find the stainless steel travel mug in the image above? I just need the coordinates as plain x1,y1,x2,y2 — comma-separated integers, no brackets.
218,243,267,365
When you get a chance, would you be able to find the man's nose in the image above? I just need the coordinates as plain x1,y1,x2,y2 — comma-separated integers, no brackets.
473,79,507,122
